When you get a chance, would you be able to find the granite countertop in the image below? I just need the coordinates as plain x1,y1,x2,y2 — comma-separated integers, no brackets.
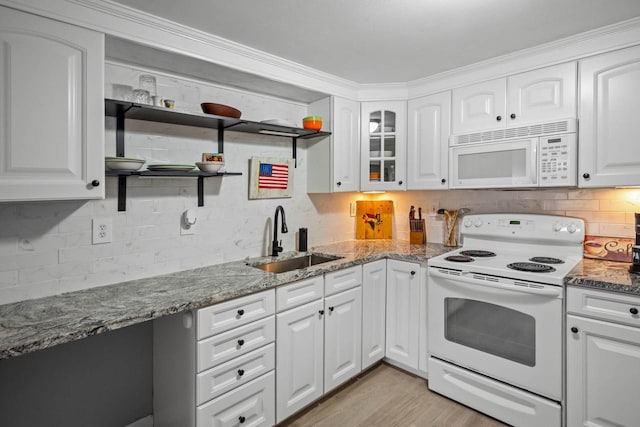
3,239,639,361
566,257,640,296
0,240,449,360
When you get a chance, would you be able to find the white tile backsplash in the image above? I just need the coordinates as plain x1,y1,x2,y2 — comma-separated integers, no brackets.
1,61,639,304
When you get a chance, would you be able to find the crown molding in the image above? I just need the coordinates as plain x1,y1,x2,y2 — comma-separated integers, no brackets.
0,0,360,99
407,16,640,99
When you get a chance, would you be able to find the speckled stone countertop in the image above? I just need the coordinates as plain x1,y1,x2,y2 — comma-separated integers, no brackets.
0,240,449,360
566,257,640,296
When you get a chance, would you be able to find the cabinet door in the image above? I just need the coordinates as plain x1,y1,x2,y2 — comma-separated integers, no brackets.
362,260,387,369
566,315,640,427
579,45,640,187
385,260,420,369
332,97,360,192
451,78,505,134
276,300,324,423
324,286,362,393
360,101,407,191
407,91,451,190
507,62,576,127
307,96,359,193
0,7,104,201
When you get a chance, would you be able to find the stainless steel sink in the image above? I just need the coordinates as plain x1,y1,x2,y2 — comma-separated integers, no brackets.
249,253,343,274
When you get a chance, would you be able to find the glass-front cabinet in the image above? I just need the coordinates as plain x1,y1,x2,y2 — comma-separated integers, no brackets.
360,101,407,191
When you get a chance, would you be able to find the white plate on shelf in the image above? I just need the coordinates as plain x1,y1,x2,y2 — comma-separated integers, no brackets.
147,163,195,171
260,119,296,127
105,157,145,171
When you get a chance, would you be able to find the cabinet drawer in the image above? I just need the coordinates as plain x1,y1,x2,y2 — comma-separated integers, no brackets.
324,265,362,296
198,289,275,340
198,316,275,372
567,287,640,327
197,371,275,427
276,276,324,312
197,343,275,405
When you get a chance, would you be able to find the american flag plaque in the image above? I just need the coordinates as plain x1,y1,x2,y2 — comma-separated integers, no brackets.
249,157,294,199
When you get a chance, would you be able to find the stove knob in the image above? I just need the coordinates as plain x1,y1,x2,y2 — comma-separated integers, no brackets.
464,219,472,228
568,223,578,234
474,219,483,228
553,222,563,232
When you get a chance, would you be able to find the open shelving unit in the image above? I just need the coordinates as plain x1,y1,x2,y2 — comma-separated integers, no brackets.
104,99,331,211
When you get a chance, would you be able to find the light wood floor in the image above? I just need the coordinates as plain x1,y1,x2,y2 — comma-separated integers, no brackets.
279,363,507,427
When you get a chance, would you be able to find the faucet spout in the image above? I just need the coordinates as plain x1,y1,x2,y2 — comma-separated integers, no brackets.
272,205,288,256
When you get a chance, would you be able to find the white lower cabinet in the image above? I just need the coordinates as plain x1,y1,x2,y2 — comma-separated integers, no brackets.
197,371,275,427
566,287,640,427
324,286,362,392
276,299,325,423
385,259,420,370
153,289,276,427
362,259,387,369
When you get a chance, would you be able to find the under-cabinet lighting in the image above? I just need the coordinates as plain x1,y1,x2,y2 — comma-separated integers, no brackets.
362,191,386,194
259,129,300,137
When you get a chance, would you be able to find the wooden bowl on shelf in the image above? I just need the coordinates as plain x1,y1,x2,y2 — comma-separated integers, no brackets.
201,103,242,118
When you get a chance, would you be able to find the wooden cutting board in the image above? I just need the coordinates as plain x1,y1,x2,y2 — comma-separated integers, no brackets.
356,200,393,239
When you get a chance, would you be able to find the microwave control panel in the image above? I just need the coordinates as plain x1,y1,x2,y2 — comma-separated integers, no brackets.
539,133,577,186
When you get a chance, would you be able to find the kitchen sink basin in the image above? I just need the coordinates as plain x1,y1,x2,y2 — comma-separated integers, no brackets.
249,253,343,274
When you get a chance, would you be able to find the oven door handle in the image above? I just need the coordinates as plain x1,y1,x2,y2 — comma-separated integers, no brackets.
429,269,562,297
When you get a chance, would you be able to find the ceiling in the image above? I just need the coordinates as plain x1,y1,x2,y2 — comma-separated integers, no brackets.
111,0,640,84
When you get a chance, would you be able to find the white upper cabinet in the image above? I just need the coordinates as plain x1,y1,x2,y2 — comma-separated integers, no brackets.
307,96,360,193
407,91,451,190
360,101,407,191
452,62,576,135
0,7,104,202
578,44,640,187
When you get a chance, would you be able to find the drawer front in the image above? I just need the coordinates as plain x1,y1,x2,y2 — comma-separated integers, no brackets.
198,289,275,340
324,265,362,296
198,316,275,372
567,286,640,327
197,371,275,427
197,343,275,405
276,276,324,312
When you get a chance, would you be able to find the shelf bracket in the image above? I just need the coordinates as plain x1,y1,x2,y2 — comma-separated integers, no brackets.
292,137,298,168
197,176,204,207
117,176,127,211
218,127,224,154
116,106,127,211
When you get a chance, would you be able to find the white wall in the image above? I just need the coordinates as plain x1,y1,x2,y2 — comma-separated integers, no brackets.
0,62,356,305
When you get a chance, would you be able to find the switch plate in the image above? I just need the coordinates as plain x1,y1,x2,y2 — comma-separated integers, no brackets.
92,217,113,244
350,202,356,217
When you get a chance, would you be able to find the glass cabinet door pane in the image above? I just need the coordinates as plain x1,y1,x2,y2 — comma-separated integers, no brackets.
444,298,536,367
383,160,396,182
369,137,381,157
369,111,382,134
383,111,396,132
383,136,396,157
369,160,381,182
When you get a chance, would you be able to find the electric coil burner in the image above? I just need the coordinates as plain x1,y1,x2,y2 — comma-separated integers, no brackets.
444,255,474,262
460,250,496,257
529,256,564,264
507,262,556,273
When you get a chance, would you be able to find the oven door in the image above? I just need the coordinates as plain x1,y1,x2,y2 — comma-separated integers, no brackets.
428,267,562,400
449,137,538,188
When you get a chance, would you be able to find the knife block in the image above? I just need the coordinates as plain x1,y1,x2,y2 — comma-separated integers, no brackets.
409,219,426,244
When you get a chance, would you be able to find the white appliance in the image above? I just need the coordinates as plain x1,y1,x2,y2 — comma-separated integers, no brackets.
427,213,584,427
449,120,577,189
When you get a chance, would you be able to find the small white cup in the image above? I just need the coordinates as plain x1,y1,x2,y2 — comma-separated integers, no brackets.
152,96,163,107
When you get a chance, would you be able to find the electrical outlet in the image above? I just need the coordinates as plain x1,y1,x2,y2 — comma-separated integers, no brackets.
92,217,113,244
350,201,356,217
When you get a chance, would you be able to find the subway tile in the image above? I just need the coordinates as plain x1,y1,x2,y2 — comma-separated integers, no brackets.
18,261,92,284
542,199,599,211
58,242,127,264
0,251,58,272
0,271,18,288
0,280,59,305
600,223,635,238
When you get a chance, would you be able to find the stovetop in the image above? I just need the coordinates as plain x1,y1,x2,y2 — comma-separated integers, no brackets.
428,213,585,286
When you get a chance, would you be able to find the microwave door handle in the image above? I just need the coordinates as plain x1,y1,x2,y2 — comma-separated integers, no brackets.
531,141,538,184
429,268,561,297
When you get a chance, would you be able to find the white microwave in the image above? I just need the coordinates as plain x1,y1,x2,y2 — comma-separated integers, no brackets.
449,133,577,189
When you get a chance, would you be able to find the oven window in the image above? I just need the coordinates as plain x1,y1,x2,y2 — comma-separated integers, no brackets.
445,298,536,366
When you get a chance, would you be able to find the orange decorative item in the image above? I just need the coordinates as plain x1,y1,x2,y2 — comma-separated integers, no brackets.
302,115,322,130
